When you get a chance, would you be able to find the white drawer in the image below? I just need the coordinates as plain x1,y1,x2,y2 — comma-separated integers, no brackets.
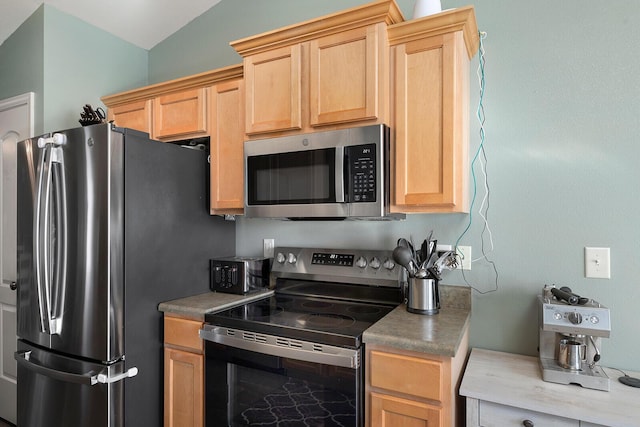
479,400,579,427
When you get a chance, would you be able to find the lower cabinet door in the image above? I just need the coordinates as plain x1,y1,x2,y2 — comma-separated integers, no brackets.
164,347,204,427
370,392,442,427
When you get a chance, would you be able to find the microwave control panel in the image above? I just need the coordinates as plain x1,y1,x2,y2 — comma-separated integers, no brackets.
347,144,376,202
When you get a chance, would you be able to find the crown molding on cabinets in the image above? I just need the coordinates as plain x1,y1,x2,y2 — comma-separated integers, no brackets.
101,63,243,106
230,0,404,57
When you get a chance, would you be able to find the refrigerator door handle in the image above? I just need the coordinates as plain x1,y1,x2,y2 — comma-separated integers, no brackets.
15,350,96,386
15,350,139,386
34,134,68,335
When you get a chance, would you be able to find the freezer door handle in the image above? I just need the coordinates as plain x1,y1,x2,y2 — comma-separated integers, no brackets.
14,350,138,386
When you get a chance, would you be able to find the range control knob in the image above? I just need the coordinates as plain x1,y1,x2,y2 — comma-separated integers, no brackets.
568,312,583,325
276,252,286,264
369,257,381,269
383,259,395,270
287,253,297,264
356,256,367,269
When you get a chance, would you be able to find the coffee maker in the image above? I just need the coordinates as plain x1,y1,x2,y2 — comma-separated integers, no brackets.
538,285,611,391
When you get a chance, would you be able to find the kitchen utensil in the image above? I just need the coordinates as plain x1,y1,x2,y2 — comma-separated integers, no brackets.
558,338,587,370
551,287,579,305
392,246,416,277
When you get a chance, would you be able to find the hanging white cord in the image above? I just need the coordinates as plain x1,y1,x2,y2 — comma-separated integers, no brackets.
472,31,495,262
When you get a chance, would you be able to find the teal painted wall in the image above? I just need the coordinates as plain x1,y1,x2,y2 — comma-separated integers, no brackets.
42,5,148,131
0,5,148,134
149,0,640,371
148,0,416,83
0,6,45,134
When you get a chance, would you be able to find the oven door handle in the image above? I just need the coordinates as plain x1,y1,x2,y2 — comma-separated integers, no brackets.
199,325,360,369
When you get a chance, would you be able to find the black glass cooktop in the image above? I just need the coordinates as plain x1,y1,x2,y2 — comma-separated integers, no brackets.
205,284,399,348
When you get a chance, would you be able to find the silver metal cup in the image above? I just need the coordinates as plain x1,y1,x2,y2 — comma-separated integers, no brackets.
558,338,587,370
407,278,439,315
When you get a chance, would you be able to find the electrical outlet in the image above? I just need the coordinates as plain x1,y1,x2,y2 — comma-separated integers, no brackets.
263,238,275,258
456,246,472,270
585,247,610,279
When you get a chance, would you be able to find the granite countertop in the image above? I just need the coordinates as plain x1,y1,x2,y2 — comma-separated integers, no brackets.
159,285,471,358
460,348,640,427
362,284,471,357
158,289,274,320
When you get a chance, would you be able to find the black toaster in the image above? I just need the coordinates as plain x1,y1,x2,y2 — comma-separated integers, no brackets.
209,257,270,294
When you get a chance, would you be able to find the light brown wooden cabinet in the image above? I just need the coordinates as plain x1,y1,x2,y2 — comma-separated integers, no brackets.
153,88,208,141
388,7,479,213
243,44,302,134
102,65,245,215
209,78,245,214
366,337,469,427
106,99,152,134
163,315,204,427
232,0,402,138
103,3,479,216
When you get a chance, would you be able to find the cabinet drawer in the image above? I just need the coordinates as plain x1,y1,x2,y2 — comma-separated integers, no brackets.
164,316,203,352
369,350,443,401
479,400,579,427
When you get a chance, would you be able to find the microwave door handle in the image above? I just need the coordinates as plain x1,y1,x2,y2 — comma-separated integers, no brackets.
335,148,345,203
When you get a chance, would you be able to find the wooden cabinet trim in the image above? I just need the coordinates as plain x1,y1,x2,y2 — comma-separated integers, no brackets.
388,6,479,59
101,63,243,106
164,316,203,352
231,0,403,57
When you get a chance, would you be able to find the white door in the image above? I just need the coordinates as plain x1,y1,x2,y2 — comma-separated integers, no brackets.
0,92,34,425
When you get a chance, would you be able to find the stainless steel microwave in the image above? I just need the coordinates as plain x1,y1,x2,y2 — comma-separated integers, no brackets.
244,124,403,220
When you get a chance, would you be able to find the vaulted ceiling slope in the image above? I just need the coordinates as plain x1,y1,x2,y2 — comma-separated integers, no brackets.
0,0,222,50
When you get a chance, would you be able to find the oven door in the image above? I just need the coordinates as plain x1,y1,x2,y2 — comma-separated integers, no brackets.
202,326,362,427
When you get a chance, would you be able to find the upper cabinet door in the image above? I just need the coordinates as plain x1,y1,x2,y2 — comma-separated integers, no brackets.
309,25,380,127
153,88,208,141
393,32,469,212
210,79,245,214
244,44,302,135
107,100,152,135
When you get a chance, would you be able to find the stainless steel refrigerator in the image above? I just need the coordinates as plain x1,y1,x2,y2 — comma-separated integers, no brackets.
14,123,235,426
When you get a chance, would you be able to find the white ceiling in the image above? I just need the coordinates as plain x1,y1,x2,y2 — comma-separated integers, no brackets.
0,0,222,50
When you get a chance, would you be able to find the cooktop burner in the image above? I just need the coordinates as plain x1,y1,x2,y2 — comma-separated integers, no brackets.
206,247,403,348
206,292,396,348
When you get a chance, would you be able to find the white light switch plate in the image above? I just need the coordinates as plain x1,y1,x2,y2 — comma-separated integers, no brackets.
584,247,610,279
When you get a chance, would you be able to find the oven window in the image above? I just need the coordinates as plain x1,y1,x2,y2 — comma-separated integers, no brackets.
206,343,360,427
247,148,336,205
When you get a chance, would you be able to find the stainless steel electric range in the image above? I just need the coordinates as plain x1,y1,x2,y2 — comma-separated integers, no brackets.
200,247,402,427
